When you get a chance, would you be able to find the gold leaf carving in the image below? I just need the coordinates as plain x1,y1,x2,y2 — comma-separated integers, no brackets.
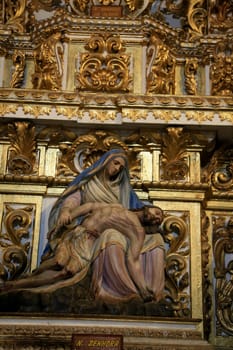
219,112,233,123
152,110,181,122
0,204,33,280
163,213,190,317
10,50,25,88
57,130,128,177
210,43,233,96
201,211,211,339
122,110,148,121
4,0,26,32
146,37,175,94
210,1,233,32
213,215,233,335
7,122,37,175
56,107,79,119
76,34,131,92
23,105,51,118
186,111,214,123
88,110,116,121
37,126,77,145
32,32,64,90
160,128,190,181
187,0,207,38
210,146,233,191
184,58,198,95
0,104,18,116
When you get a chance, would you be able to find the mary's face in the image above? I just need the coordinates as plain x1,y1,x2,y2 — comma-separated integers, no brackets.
106,157,126,178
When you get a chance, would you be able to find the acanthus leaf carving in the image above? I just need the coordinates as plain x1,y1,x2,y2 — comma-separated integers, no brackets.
7,121,37,175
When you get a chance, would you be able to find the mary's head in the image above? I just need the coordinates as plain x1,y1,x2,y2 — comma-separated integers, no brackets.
91,148,128,182
105,156,126,179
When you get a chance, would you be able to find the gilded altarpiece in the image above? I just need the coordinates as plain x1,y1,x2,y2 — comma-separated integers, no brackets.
0,1,233,350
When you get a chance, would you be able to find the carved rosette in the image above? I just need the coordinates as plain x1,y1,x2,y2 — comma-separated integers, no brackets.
213,215,233,336
76,34,132,92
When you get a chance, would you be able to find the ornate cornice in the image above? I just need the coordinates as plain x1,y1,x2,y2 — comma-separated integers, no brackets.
0,90,232,125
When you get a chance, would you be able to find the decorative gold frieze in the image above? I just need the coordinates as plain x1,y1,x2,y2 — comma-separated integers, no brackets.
122,110,148,121
78,110,116,121
0,103,17,116
185,111,215,123
56,107,80,119
218,112,233,123
23,105,52,118
76,34,132,92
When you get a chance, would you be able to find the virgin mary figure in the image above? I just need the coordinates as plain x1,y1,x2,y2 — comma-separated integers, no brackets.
2,149,165,305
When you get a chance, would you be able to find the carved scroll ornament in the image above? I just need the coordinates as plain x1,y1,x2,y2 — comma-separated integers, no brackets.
146,37,175,95
213,215,233,336
32,32,64,90
76,34,131,92
3,0,26,32
202,145,233,192
163,213,190,317
0,205,33,281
